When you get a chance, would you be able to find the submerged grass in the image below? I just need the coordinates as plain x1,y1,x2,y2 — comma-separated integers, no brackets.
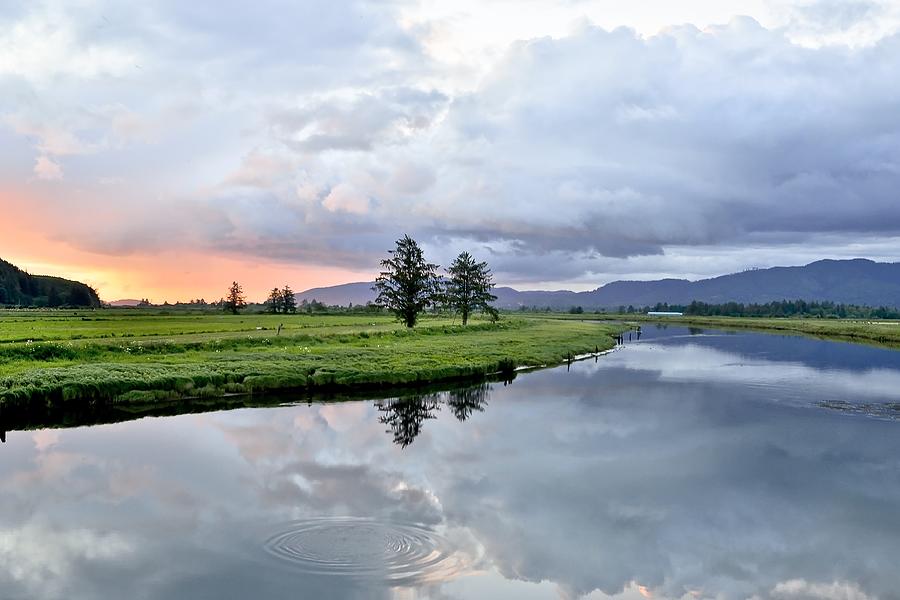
0,313,624,407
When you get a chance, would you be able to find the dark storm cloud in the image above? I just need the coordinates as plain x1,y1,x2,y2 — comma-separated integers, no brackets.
202,17,900,280
5,3,900,285
422,19,900,251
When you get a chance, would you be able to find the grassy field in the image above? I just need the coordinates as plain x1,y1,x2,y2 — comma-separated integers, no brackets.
0,310,624,411
543,313,900,348
0,309,401,343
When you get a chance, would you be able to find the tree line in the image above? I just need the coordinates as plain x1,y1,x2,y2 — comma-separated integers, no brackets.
0,258,100,308
265,286,296,314
222,235,498,326
652,300,900,319
221,283,297,315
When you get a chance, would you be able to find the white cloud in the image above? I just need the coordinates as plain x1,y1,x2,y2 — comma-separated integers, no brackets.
322,182,371,215
771,579,874,600
0,523,134,599
33,155,62,180
0,6,136,82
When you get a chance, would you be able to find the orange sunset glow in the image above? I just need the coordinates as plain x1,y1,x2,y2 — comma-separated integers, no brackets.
0,190,371,302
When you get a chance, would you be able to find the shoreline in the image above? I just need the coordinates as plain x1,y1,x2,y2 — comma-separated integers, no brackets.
0,346,626,435
0,316,627,415
547,314,900,350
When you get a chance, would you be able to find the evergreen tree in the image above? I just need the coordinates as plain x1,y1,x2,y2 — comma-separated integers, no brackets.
281,285,297,313
374,235,440,328
267,288,282,313
444,251,498,325
225,281,246,315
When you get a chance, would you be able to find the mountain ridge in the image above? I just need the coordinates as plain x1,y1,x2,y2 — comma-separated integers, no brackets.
294,259,900,309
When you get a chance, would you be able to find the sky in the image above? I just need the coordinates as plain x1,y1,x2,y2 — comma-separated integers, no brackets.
2,0,900,302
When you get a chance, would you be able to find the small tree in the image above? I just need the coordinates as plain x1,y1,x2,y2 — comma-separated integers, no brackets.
445,251,498,325
225,281,246,315
374,235,439,328
281,285,297,313
267,288,282,313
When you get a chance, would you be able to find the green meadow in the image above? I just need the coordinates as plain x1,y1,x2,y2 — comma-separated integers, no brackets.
0,310,624,409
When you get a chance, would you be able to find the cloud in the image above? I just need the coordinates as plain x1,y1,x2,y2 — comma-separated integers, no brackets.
269,88,447,153
167,22,900,274
771,579,874,600
322,183,371,215
782,0,890,46
0,523,135,599
5,2,900,297
33,155,62,180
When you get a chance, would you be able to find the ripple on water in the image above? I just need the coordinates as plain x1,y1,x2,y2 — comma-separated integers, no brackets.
262,517,464,584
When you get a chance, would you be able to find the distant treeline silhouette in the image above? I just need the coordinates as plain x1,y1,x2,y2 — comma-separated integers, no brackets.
655,300,900,319
0,257,100,308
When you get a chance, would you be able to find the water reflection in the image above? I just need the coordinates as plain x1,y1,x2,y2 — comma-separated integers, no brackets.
0,328,899,599
373,385,491,448
446,384,489,422
375,394,442,448
0,380,499,447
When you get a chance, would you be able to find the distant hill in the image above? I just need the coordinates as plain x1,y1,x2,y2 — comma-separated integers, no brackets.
108,299,143,307
295,282,379,307
0,258,101,308
295,259,900,309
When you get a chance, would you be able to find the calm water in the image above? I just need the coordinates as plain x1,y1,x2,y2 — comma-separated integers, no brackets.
2,326,900,600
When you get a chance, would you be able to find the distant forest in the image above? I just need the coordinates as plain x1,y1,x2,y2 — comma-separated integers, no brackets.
0,258,100,308
649,300,900,319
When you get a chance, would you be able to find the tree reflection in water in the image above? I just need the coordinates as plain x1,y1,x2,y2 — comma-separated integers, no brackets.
375,384,490,448
446,384,489,422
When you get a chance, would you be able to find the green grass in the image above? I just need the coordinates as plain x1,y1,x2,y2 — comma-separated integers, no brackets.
0,311,624,408
0,309,399,343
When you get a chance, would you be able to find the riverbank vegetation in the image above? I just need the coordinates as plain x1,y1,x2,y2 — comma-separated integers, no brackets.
555,313,900,348
0,311,623,408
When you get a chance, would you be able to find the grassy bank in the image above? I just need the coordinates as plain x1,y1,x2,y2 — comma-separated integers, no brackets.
0,311,624,409
545,313,900,349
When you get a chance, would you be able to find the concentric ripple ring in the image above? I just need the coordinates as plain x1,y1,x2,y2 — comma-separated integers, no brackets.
262,517,461,584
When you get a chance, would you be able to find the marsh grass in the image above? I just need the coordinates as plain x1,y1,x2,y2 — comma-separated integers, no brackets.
0,313,623,407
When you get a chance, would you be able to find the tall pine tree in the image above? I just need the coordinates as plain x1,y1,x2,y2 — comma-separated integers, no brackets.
445,251,497,325
267,288,282,313
373,235,439,328
225,281,246,315
281,285,297,313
